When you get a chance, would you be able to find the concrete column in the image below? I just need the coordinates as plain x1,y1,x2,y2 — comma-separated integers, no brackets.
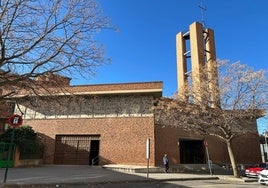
189,22,206,104
176,32,187,100
205,28,220,108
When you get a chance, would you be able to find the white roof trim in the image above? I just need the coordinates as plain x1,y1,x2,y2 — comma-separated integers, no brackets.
12,89,162,97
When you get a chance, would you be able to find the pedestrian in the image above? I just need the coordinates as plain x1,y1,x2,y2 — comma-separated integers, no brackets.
163,154,169,173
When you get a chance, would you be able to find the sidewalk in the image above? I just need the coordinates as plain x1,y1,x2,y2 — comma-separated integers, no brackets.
103,164,256,182
0,165,255,188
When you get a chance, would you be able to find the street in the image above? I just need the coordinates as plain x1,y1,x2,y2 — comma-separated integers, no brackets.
29,179,261,188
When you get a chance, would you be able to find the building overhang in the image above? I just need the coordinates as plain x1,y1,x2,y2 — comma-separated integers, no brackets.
6,81,163,99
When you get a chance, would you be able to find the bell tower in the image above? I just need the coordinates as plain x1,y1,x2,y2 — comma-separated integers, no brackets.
176,22,220,108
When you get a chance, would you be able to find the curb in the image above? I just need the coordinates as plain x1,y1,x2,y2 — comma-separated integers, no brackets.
0,176,220,188
218,176,258,183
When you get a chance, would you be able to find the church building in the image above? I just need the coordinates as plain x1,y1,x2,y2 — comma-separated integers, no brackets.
0,22,262,167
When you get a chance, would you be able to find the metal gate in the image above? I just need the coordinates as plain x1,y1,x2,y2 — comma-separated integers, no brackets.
54,135,100,165
0,142,16,167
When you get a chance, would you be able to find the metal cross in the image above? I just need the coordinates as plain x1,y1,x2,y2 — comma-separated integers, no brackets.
199,3,207,28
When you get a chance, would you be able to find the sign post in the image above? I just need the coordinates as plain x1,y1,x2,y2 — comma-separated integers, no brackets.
146,138,150,178
4,114,23,183
204,140,213,175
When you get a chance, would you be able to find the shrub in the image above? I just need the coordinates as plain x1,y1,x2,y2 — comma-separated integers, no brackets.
0,126,44,159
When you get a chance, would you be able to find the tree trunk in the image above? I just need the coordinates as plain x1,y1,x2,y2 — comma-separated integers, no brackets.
226,140,239,178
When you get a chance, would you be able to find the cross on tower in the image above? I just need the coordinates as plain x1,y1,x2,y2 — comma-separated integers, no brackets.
198,3,207,28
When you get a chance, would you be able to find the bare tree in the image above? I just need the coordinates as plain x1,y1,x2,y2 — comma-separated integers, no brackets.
0,0,113,99
154,60,267,177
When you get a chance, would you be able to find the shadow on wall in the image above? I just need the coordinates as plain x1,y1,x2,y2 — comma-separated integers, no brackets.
37,132,113,166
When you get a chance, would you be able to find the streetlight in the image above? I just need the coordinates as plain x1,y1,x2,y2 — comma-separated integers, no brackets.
264,132,268,162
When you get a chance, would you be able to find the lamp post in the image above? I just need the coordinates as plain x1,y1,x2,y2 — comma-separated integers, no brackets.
265,133,268,162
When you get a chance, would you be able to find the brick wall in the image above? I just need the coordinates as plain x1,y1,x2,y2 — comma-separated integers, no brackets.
24,116,156,166
155,124,262,166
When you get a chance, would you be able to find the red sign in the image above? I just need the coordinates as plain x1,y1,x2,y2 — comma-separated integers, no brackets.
7,114,23,128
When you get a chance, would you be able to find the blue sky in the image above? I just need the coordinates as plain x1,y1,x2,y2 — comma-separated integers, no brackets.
71,0,268,133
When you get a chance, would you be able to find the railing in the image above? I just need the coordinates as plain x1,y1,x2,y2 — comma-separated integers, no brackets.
91,156,98,167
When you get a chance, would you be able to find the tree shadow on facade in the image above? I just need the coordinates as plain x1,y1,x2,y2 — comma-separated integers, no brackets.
37,132,113,166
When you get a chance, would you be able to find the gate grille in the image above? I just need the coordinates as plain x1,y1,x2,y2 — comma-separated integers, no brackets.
54,135,100,165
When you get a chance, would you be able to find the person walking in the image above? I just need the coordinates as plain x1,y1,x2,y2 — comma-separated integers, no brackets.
163,154,169,173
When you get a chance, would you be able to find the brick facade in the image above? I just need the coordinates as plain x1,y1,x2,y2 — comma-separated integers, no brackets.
155,125,261,166
10,82,161,166
0,80,262,167
24,117,155,165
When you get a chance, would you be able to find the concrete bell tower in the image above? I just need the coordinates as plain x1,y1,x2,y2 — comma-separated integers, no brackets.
176,22,220,108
